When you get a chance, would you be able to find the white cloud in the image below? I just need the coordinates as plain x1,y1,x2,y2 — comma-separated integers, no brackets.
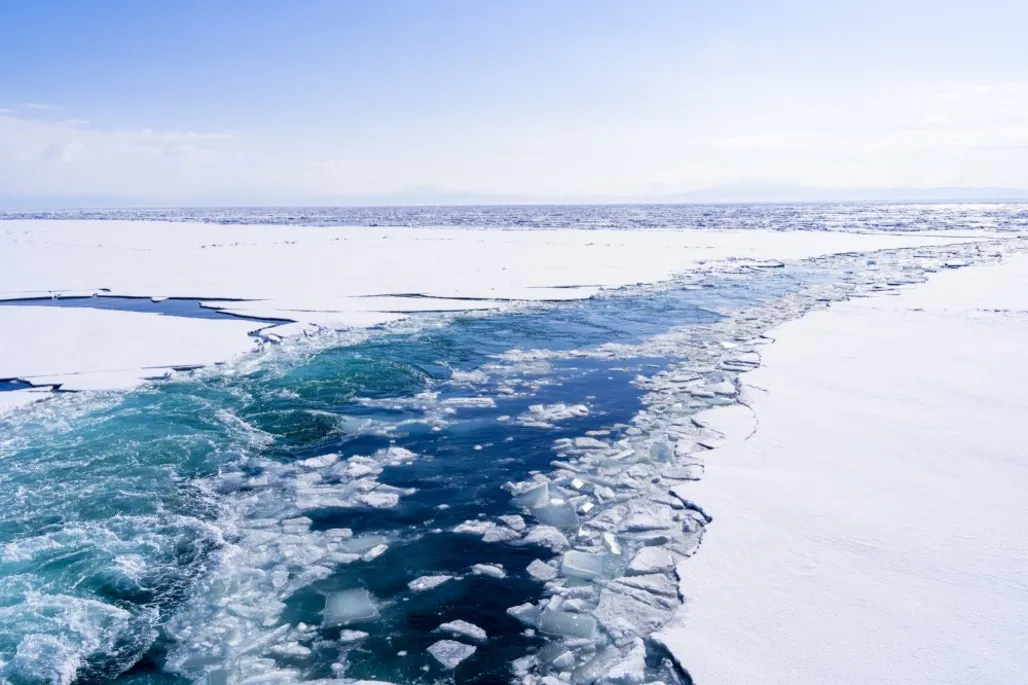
16,102,59,111
2,82,1026,204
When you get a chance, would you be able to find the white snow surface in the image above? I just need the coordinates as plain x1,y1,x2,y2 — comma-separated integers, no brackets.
0,220,987,395
659,254,1028,685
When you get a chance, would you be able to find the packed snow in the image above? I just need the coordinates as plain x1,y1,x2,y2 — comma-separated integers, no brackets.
656,254,1028,685
0,220,991,400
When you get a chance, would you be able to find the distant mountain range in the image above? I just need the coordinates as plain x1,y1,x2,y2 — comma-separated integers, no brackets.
2,183,1027,211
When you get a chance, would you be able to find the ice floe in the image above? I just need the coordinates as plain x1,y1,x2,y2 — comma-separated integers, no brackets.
427,639,477,669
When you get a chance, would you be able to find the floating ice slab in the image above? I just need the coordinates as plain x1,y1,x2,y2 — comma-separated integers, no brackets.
602,638,647,685
511,482,550,508
322,588,378,626
500,514,527,531
337,535,389,554
527,559,559,582
427,640,477,669
561,551,613,581
471,563,506,578
538,610,598,639
482,526,521,543
436,619,488,642
519,525,571,552
339,629,370,643
453,520,495,535
408,575,453,592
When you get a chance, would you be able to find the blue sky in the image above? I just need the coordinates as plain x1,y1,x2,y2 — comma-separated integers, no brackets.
2,0,1026,205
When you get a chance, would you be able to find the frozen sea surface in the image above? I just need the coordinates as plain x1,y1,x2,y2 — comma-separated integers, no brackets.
0,218,1021,685
4,202,1027,233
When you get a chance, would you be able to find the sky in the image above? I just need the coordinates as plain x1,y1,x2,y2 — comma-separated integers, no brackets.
1,0,1027,206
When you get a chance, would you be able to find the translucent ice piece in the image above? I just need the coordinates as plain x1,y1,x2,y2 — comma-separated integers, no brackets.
538,610,598,639
512,482,550,508
337,535,388,554
571,646,621,684
322,588,378,626
533,501,579,528
560,550,613,580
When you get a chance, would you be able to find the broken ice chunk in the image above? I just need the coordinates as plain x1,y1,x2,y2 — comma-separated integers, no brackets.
358,490,400,508
601,532,622,555
453,520,496,535
471,563,506,578
627,547,673,575
482,526,521,543
361,544,389,562
561,550,613,581
538,610,598,639
322,588,378,626
337,535,389,554
527,559,559,582
519,525,571,552
427,640,477,669
512,482,550,508
436,619,487,642
408,575,453,592
602,638,647,685
339,629,369,643
507,602,541,627
298,453,339,469
499,514,526,531
533,501,580,528
572,646,622,685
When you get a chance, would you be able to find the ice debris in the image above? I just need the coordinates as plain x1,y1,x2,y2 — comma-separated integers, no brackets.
427,640,477,669
322,588,378,626
436,619,488,642
408,575,453,592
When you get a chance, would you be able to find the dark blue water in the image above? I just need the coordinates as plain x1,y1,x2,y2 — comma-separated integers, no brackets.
0,296,290,325
0,265,825,685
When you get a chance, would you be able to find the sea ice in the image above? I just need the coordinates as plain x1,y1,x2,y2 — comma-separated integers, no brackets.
538,610,598,639
601,639,647,685
408,575,453,592
436,619,488,642
337,535,389,554
339,629,369,643
560,551,612,581
360,544,389,562
427,640,477,669
533,501,580,528
500,514,527,531
519,525,571,552
627,547,673,575
471,563,506,578
507,603,541,627
512,482,550,508
453,520,496,535
322,589,378,626
527,559,559,582
298,454,339,469
482,526,522,543
571,647,622,685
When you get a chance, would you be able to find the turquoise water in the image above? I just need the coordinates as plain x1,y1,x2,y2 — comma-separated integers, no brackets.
0,268,818,685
